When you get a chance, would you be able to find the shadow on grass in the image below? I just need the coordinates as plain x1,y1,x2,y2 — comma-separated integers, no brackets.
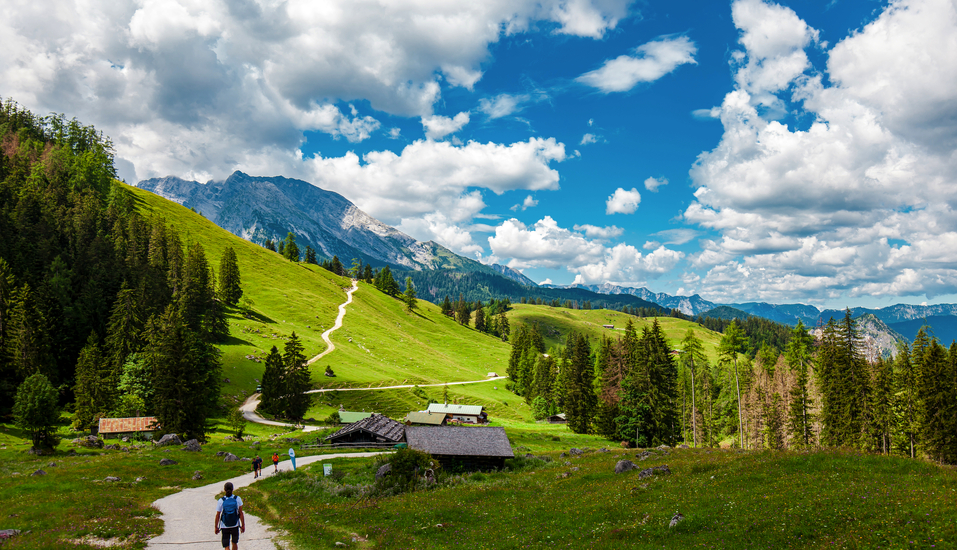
222,335,255,347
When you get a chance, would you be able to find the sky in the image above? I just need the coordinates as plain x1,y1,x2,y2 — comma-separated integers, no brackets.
4,0,957,309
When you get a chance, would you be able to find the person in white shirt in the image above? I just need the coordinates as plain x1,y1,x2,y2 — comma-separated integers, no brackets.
214,482,245,550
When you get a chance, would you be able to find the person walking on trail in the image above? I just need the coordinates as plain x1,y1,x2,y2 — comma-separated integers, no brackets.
272,452,279,473
253,455,262,478
215,481,245,550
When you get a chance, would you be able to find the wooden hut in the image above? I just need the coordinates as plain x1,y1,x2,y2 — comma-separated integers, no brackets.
426,403,487,424
405,426,513,470
324,414,405,446
97,417,159,439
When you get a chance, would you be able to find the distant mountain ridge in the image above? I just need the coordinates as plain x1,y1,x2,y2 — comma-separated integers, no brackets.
541,283,717,315
135,171,529,284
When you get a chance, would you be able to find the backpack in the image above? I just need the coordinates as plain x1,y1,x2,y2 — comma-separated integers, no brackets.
221,495,239,527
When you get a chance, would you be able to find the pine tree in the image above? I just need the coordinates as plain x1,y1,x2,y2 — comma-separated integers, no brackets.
456,299,470,326
72,332,113,430
362,263,373,282
330,255,343,276
282,333,311,420
563,332,595,434
217,246,242,306
681,329,707,447
264,239,276,252
870,355,894,454
403,277,417,313
894,341,920,458
304,246,317,265
259,346,284,415
497,312,509,341
918,337,954,463
817,311,870,448
718,320,746,448
283,232,300,262
440,295,453,317
785,321,815,447
146,305,221,441
5,284,50,380
474,307,486,332
350,258,362,279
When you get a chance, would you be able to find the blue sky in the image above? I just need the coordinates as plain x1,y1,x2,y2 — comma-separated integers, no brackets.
4,0,957,309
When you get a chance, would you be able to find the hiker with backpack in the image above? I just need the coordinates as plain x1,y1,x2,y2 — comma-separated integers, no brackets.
272,452,279,473
214,482,245,550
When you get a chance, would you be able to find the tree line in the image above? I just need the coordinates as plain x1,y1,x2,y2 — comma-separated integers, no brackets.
504,310,957,463
1,99,244,447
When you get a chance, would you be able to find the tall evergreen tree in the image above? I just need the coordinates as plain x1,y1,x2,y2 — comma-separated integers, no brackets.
680,329,707,447
403,276,417,313
5,284,50,380
893,341,920,458
304,246,317,265
217,246,242,306
918,338,955,463
282,232,299,262
497,312,510,341
474,307,486,332
282,333,311,420
259,346,284,416
440,295,453,317
718,320,746,448
870,355,894,454
72,332,113,430
563,332,595,434
785,320,815,447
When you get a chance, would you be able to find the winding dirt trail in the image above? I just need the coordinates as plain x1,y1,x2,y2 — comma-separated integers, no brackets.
307,279,358,365
146,451,386,549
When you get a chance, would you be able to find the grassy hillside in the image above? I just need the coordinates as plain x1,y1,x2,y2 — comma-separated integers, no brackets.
240,445,957,549
506,304,725,362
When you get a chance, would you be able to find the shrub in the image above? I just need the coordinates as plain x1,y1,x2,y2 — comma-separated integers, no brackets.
13,373,61,450
377,448,439,493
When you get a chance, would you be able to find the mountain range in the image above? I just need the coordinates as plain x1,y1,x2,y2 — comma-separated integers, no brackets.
135,172,957,345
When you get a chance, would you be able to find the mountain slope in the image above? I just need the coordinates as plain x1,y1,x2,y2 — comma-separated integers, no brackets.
542,283,717,315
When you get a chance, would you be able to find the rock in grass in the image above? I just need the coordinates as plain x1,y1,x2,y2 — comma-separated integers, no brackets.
72,435,103,448
569,448,583,456
182,439,201,452
135,477,146,482
216,451,226,457
669,511,685,528
614,460,637,474
653,465,671,475
104,444,121,450
155,434,182,447
159,458,178,466
222,453,239,462
192,471,203,480
375,463,391,480
30,470,46,476
0,529,21,540
104,476,121,482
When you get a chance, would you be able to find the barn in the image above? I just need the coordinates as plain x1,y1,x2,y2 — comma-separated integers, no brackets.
405,426,514,470
324,414,406,446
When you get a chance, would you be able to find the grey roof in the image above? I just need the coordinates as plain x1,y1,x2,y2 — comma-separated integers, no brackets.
426,403,484,416
325,414,405,442
405,426,514,458
405,411,447,425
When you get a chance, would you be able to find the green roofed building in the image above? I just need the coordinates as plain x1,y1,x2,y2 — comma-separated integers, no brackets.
405,411,448,426
426,403,487,424
338,411,374,424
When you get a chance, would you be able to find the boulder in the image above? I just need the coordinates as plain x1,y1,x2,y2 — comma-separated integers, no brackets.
155,434,183,447
614,460,637,474
677,444,689,449
182,439,202,452
159,458,178,466
375,463,392,480
653,465,672,475
656,444,670,451
135,477,146,482
569,448,583,456
0,530,21,541
192,471,203,480
216,451,226,457
222,453,240,462
72,435,103,448
669,511,685,528
283,438,301,444
598,448,610,453
47,462,57,467
104,444,121,450
570,467,580,472
556,472,571,479
104,476,121,482
639,468,654,480
30,470,46,476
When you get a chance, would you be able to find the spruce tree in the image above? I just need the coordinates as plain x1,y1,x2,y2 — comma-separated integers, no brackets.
304,246,317,265
361,264,373,282
785,321,815,447
282,333,311,420
870,355,894,454
497,312,510,341
440,295,453,317
330,255,343,276
918,338,954,463
403,277,417,313
564,332,595,434
72,332,113,430
474,307,486,332
894,341,920,458
217,246,242,306
681,329,707,447
5,284,49,380
283,232,300,262
259,346,284,415
264,239,276,252
718,320,746,448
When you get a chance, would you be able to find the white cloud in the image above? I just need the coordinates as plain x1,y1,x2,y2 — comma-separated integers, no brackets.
643,241,660,250
479,94,526,119
0,0,629,181
304,137,567,226
511,195,539,211
577,35,697,93
421,112,470,140
653,228,698,245
580,133,598,145
685,0,957,302
644,176,668,192
574,224,624,240
388,127,402,139
488,216,683,282
606,187,642,214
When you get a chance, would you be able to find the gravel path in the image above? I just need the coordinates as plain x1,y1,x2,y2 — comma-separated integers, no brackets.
307,279,358,365
147,451,386,549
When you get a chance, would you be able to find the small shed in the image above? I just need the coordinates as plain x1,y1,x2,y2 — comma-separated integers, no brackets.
603,324,614,329
325,414,406,445
546,413,567,424
97,417,159,439
338,411,374,424
405,411,448,426
405,426,514,470
426,403,487,424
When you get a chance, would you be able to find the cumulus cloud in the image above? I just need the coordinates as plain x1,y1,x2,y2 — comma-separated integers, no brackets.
684,0,957,302
0,0,630,181
421,112,470,140
606,187,642,214
573,224,624,240
580,133,598,145
644,176,668,192
303,137,567,227
488,216,683,282
577,35,697,93
511,195,539,211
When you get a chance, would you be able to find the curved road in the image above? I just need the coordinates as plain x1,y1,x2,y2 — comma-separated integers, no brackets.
147,451,386,549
